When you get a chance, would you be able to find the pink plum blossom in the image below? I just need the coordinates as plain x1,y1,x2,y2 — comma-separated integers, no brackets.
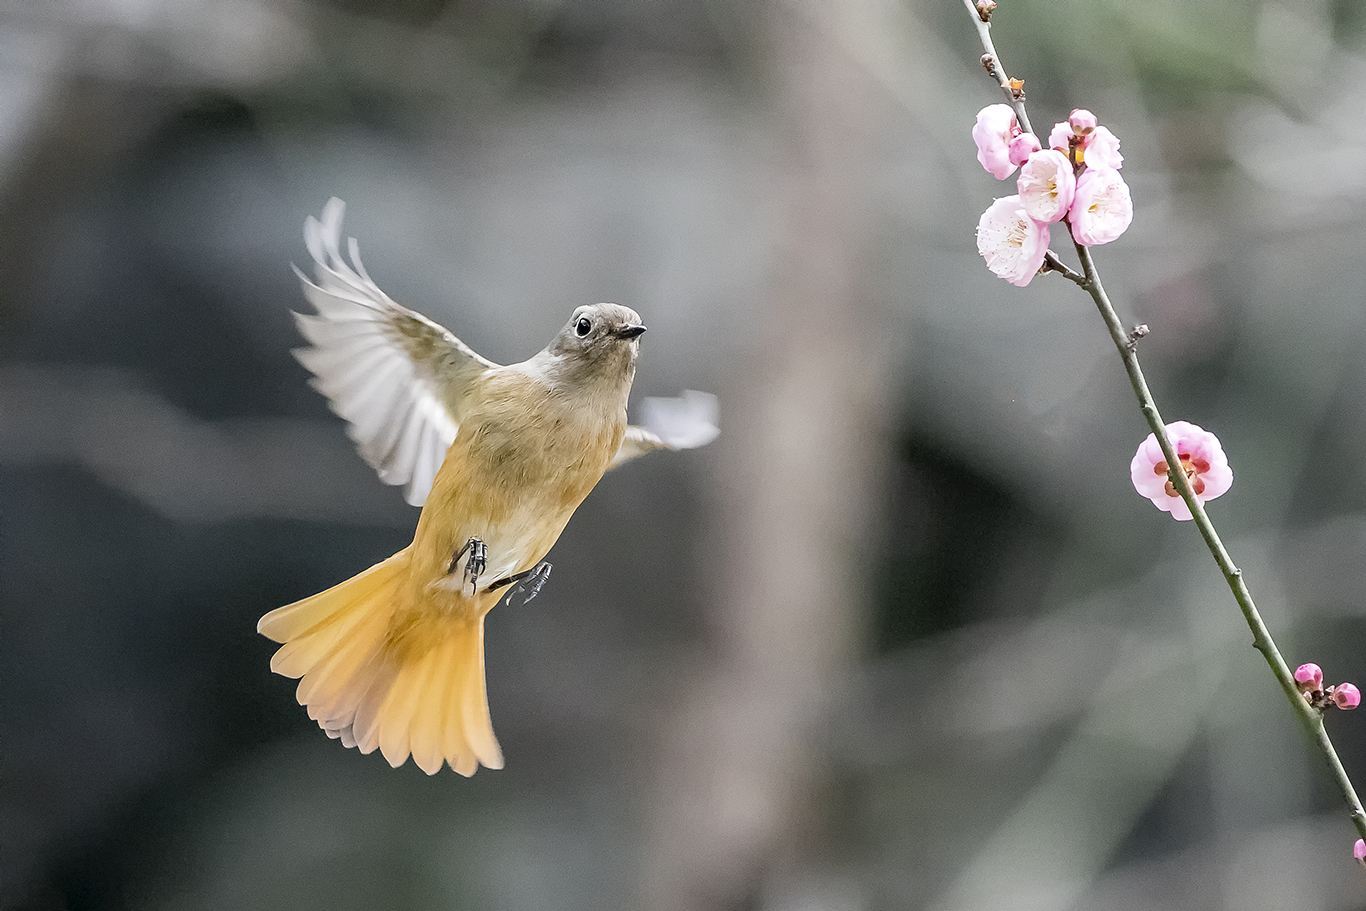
1355,839,1366,866
1295,663,1324,691
1008,132,1042,166
1068,108,1098,134
1047,120,1074,153
1129,421,1233,521
973,104,1021,179
1017,149,1076,224
976,195,1050,287
1069,167,1133,246
1333,683,1361,710
1084,125,1124,169
1049,115,1123,170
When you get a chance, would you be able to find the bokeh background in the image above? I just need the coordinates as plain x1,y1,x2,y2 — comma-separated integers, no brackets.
5,0,1366,908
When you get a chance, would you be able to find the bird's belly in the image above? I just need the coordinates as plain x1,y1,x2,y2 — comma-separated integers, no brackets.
409,417,619,595
474,500,577,581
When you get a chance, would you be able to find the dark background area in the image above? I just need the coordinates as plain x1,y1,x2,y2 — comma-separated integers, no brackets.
4,1,1366,909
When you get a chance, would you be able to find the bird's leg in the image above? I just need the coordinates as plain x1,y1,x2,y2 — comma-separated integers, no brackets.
464,539,486,593
446,538,473,575
487,562,553,606
447,537,486,594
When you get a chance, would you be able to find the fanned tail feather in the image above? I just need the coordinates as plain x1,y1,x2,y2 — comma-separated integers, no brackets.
257,550,504,775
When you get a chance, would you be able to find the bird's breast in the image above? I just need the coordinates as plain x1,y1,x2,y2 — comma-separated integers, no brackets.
466,404,620,497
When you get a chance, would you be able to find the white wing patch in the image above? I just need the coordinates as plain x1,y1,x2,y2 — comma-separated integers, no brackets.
292,199,498,507
611,390,720,469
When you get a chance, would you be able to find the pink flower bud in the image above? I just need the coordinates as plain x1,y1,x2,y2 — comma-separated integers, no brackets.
1008,132,1042,166
1069,109,1098,134
1129,421,1233,521
973,104,1020,180
1295,663,1324,690
1355,839,1366,866
1333,683,1361,710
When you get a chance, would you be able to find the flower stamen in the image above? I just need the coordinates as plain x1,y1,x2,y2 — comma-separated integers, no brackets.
1155,452,1212,498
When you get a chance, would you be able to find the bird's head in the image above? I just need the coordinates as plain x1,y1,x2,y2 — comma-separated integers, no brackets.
546,302,646,387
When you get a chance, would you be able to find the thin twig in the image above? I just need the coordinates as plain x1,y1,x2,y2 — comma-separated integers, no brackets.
963,2,1366,847
961,0,1032,135
1042,249,1085,286
1073,240,1366,842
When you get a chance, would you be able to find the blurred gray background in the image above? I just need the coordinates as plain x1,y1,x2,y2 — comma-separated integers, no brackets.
4,0,1366,909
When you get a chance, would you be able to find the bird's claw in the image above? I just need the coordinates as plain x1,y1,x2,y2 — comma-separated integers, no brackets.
509,562,552,607
448,537,486,594
487,562,553,606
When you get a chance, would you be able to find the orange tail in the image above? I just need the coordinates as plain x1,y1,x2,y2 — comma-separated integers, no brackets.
257,549,504,776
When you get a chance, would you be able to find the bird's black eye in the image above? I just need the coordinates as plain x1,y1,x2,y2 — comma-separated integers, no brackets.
575,317,592,337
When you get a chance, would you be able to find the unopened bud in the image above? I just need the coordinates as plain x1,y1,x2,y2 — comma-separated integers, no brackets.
1069,108,1098,135
1333,683,1361,710
1355,838,1366,867
1295,662,1324,691
976,0,996,21
1008,132,1042,166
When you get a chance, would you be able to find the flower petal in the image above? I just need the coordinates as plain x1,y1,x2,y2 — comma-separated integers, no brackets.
1047,120,1073,152
1083,125,1123,169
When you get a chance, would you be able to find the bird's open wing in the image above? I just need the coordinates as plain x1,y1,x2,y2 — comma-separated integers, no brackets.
610,390,720,469
292,198,499,507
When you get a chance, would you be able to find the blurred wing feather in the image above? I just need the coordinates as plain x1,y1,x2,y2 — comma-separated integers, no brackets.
610,390,720,469
610,425,669,468
292,198,499,506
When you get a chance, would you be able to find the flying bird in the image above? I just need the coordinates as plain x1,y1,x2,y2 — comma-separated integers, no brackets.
258,199,718,775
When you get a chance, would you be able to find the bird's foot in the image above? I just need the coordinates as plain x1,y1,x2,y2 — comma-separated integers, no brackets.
447,537,486,594
488,562,553,606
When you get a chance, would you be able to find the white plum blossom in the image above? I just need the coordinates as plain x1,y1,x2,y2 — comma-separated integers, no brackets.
976,195,1049,287
972,104,1021,179
1017,149,1076,224
1069,166,1132,246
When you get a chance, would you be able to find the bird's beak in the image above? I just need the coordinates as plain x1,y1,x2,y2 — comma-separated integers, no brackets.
614,324,647,339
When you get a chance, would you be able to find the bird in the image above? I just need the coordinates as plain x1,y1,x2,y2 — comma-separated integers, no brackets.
257,199,719,776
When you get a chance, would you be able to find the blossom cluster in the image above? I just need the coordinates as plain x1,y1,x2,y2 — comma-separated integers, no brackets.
973,105,1133,286
1294,662,1361,711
